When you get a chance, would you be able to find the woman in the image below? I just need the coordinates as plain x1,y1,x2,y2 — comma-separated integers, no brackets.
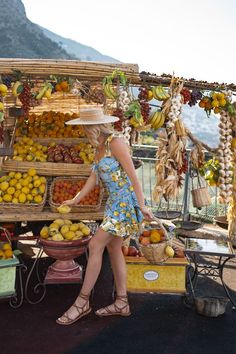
56,107,154,325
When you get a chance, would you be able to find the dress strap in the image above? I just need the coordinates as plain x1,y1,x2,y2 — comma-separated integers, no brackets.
105,133,124,157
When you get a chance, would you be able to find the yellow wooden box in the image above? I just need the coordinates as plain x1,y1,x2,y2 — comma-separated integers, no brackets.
125,256,189,294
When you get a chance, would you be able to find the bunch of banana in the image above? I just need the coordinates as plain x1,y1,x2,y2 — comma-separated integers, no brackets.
12,81,23,97
103,82,118,100
36,83,53,100
129,115,144,128
149,111,166,130
152,86,170,101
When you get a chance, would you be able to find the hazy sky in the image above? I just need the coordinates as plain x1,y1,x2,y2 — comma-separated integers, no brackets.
22,0,236,84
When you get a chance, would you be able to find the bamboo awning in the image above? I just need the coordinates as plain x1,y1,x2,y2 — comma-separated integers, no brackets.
0,59,139,82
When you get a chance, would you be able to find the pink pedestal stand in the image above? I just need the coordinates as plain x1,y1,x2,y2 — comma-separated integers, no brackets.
40,237,91,284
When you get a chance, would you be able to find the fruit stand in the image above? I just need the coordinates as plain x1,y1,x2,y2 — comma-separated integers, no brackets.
0,59,235,304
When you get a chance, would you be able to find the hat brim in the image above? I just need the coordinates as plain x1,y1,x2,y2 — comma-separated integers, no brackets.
66,115,119,125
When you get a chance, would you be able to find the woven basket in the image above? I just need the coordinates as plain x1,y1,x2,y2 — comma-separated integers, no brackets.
191,173,211,208
191,187,211,208
49,176,104,213
139,241,170,264
139,218,170,264
0,183,48,213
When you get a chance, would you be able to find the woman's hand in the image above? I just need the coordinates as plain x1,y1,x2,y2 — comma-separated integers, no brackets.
140,206,155,221
62,198,78,207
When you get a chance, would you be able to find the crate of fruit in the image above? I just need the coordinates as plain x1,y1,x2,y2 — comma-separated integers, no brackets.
0,169,47,213
2,134,93,177
0,227,19,297
49,176,104,213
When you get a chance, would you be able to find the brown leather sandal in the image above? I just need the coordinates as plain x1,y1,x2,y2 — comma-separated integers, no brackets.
56,293,91,326
95,295,131,317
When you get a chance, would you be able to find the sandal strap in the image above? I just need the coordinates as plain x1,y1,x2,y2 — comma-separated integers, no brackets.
59,295,89,323
116,295,128,303
79,292,90,301
97,298,129,315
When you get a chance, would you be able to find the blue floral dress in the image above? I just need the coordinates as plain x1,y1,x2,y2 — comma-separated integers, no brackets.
92,134,143,239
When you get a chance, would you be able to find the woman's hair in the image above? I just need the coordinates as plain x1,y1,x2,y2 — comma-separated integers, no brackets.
82,124,115,147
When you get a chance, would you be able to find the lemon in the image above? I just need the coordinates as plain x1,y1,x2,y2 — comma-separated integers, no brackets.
4,249,13,259
70,223,80,232
34,195,43,204
81,226,90,236
22,187,30,194
8,172,15,178
20,179,28,187
14,190,21,198
19,193,26,203
28,183,34,189
39,176,46,184
7,187,15,195
57,205,71,214
31,188,38,196
39,184,46,194
26,154,34,161
28,168,36,177
12,197,19,204
0,197,3,202
3,194,12,202
9,178,17,186
34,179,41,188
26,194,33,202
0,176,8,182
0,181,9,191
165,245,175,257
64,231,75,240
15,172,22,180
15,182,22,190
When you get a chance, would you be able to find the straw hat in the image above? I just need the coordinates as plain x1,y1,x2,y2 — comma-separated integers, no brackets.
66,107,119,125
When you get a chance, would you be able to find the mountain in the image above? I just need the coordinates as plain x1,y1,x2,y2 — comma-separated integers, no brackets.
0,0,75,59
182,105,219,148
0,0,120,62
40,27,120,63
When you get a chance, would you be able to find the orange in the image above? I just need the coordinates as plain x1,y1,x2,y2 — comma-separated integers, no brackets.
2,243,12,251
4,249,13,259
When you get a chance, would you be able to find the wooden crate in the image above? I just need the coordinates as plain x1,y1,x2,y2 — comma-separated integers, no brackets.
0,255,19,297
49,176,104,212
2,134,92,176
1,159,92,176
125,256,188,294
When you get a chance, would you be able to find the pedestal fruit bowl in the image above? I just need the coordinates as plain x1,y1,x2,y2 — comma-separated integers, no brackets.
39,220,97,284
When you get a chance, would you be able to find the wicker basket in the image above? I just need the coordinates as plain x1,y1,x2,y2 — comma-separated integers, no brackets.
191,174,211,208
139,218,170,264
139,241,170,264
49,176,103,213
0,183,48,213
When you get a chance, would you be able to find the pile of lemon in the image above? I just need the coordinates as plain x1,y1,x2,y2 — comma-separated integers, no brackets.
13,136,48,162
75,142,95,164
0,168,46,204
40,219,90,241
0,243,13,260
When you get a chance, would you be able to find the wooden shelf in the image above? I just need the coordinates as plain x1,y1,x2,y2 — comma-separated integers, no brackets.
0,206,105,222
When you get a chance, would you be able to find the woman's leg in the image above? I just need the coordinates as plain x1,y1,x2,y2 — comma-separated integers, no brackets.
107,236,127,296
95,237,131,316
56,228,113,324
